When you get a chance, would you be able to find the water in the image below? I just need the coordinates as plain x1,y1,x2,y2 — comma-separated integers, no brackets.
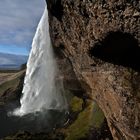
0,7,68,138
0,101,68,138
12,7,67,116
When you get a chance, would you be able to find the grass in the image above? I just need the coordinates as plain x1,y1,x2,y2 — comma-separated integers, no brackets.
64,101,105,140
0,68,105,140
70,96,83,112
91,102,105,128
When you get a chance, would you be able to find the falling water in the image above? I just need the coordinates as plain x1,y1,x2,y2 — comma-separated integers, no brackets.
13,8,67,116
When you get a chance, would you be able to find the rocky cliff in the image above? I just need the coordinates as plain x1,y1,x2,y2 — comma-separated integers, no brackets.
46,0,140,139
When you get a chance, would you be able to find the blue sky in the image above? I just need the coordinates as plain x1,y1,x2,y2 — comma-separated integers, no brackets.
0,0,45,56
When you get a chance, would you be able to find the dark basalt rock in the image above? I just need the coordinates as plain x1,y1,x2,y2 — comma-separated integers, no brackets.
47,0,63,21
89,31,140,72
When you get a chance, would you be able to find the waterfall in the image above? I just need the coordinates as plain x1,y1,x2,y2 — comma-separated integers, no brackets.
13,8,67,116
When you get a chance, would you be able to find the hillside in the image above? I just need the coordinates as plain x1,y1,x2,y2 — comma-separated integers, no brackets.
0,69,25,105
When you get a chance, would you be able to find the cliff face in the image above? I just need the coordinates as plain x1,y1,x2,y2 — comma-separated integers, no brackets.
46,0,140,139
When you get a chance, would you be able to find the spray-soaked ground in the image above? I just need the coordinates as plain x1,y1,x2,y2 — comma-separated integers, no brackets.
0,101,68,138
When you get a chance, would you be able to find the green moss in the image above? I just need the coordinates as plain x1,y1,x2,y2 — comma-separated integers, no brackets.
91,103,105,128
70,96,83,112
64,101,105,140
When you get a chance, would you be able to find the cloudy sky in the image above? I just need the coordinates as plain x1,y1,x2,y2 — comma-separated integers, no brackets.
0,0,45,55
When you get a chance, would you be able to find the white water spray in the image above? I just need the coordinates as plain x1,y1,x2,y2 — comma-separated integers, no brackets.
13,8,67,116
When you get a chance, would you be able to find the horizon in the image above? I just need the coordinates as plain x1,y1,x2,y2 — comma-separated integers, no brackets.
0,51,28,57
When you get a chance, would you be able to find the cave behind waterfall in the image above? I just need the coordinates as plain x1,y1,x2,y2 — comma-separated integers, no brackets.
89,31,140,71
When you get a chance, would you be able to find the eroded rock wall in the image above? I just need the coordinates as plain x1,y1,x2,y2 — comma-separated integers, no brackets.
46,0,140,139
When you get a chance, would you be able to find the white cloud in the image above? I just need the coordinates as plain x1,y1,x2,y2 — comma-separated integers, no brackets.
0,0,45,48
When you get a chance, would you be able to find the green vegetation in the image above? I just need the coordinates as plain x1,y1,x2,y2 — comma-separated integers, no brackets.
70,96,83,112
91,103,105,128
0,69,105,140
64,101,105,140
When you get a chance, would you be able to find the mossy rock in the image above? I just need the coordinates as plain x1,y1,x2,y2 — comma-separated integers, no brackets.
64,101,105,140
70,96,83,112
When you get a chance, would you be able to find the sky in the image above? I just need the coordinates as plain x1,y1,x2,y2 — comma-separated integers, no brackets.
0,0,45,56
